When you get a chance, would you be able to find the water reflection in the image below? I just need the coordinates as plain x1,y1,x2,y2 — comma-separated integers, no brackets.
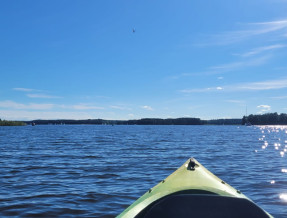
258,125,287,158
280,194,287,201
256,125,287,206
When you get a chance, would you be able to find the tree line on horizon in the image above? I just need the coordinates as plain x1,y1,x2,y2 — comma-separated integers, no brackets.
24,117,242,125
242,113,287,125
27,113,287,125
0,119,26,126
2,113,287,126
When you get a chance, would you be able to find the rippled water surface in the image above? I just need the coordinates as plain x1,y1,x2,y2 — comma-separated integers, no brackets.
1,125,287,217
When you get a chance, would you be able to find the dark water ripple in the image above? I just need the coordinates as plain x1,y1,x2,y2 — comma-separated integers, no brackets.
0,125,287,217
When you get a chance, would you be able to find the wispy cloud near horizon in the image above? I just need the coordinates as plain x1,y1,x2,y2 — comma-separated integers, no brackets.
141,105,154,111
71,104,104,110
180,87,224,93
225,99,246,104
180,78,287,93
27,94,62,99
110,105,131,110
13,88,41,92
257,105,271,114
234,78,287,91
210,55,270,72
270,95,287,99
200,19,287,45
239,44,286,57
0,110,95,121
13,87,61,99
168,55,271,80
0,101,106,111
0,100,54,110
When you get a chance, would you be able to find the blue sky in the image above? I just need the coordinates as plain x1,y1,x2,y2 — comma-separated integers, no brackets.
1,0,287,120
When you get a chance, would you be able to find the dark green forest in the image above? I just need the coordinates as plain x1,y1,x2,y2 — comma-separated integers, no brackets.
242,113,287,125
27,113,287,125
25,118,203,125
24,118,241,125
2,113,287,126
0,119,26,126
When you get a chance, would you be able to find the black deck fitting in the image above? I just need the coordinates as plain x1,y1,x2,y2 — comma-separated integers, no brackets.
187,159,196,171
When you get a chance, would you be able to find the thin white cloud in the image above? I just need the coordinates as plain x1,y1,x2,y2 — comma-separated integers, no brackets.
270,96,287,99
225,100,245,104
257,105,271,110
225,100,246,107
251,19,287,32
180,78,287,93
201,19,287,45
169,55,270,80
167,71,213,79
14,87,61,99
188,105,202,110
141,105,154,111
72,104,104,110
211,62,244,71
81,95,111,100
27,94,62,99
0,110,94,121
0,100,54,110
240,44,286,57
180,87,224,93
13,88,40,92
257,105,271,113
234,78,287,90
110,105,131,110
210,55,270,72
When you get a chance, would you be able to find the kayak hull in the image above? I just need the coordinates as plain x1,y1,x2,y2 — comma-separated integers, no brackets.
117,158,272,218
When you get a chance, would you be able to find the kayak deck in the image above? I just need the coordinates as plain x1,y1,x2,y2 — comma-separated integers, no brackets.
117,158,272,218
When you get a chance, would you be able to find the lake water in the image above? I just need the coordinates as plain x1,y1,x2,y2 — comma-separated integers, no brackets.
1,125,287,217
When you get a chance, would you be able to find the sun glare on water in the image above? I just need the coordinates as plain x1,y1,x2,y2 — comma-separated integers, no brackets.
256,126,287,204
258,126,287,158
280,194,287,201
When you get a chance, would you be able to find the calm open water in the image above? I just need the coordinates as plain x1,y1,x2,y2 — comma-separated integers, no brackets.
1,125,287,217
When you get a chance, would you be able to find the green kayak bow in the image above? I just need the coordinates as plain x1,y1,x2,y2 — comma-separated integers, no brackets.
118,158,272,218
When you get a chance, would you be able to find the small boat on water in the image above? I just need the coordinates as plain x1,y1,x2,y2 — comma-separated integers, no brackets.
245,121,252,126
117,158,272,218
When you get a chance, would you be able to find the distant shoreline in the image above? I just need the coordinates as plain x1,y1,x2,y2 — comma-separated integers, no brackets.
19,117,241,126
2,112,287,126
22,113,287,126
0,119,26,126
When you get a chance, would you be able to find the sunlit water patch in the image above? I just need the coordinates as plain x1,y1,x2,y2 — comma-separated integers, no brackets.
255,125,287,215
